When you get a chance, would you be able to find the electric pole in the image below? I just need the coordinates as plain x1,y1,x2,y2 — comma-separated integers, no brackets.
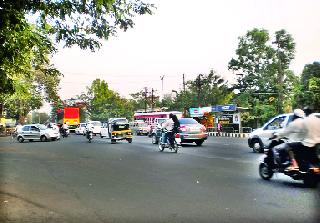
196,74,204,107
183,73,186,92
144,87,148,112
151,88,154,112
160,75,165,100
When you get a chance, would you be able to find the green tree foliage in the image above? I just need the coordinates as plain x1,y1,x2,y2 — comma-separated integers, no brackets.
294,62,320,111
1,0,154,51
82,79,134,121
229,28,296,126
1,0,154,100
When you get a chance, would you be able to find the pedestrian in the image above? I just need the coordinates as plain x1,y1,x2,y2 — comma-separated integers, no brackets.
217,122,221,137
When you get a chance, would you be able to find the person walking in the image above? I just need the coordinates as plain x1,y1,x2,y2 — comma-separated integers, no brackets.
217,122,221,137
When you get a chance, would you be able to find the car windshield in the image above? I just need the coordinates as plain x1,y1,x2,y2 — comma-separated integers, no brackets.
91,122,101,126
157,119,168,124
179,118,199,124
112,119,128,124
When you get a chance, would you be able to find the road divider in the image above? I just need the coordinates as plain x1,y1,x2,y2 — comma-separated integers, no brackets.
208,132,249,138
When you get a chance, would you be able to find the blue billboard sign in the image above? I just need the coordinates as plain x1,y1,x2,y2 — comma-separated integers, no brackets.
212,104,237,112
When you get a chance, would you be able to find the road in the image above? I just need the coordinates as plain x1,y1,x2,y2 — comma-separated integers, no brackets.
0,135,319,223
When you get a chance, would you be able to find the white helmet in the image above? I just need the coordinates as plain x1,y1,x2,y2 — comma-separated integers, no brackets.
293,109,305,118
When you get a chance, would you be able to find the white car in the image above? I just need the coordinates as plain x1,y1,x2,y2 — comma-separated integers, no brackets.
86,121,102,135
17,124,60,143
75,123,86,135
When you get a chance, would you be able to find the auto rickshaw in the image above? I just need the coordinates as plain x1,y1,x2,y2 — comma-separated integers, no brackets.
101,118,132,143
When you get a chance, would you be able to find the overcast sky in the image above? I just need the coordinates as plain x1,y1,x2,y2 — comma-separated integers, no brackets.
51,0,320,101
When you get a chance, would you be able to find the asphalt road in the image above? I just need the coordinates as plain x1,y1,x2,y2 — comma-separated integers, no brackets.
0,135,319,223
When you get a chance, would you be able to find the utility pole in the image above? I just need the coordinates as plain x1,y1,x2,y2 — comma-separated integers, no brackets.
196,74,203,107
182,74,187,117
160,75,165,100
144,87,148,112
151,88,154,112
183,74,186,92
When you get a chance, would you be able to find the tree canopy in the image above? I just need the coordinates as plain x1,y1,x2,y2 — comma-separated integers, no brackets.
229,28,297,126
293,61,320,111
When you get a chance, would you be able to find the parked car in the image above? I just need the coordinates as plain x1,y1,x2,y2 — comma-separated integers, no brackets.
151,118,207,146
16,124,60,143
75,123,86,135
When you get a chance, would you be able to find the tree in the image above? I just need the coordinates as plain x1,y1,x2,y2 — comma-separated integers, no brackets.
229,28,296,126
1,0,154,51
183,70,232,108
81,79,134,121
1,0,154,94
294,62,320,111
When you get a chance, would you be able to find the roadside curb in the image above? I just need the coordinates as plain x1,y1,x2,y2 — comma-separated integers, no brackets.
208,132,249,138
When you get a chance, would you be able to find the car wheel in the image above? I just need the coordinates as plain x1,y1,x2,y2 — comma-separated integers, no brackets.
195,140,204,146
152,134,158,144
40,135,47,142
18,136,24,143
252,139,263,153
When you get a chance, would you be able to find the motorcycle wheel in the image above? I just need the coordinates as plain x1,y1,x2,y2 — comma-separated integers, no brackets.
259,163,273,180
152,134,158,144
158,140,164,152
88,138,92,143
172,141,178,153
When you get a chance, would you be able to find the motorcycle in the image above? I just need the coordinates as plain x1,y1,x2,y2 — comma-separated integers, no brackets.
259,137,320,187
86,130,93,143
158,129,180,153
60,128,69,138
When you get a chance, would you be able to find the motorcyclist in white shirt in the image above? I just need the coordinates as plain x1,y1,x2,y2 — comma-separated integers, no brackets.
277,108,320,170
86,122,94,135
161,113,180,147
161,118,174,145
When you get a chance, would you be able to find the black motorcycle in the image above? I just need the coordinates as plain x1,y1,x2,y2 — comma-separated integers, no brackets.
60,128,69,138
259,138,320,187
86,130,93,143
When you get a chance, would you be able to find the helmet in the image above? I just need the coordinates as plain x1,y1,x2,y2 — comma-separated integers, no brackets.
293,109,305,118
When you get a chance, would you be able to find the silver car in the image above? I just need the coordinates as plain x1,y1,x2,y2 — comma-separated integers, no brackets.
179,118,208,146
17,124,60,143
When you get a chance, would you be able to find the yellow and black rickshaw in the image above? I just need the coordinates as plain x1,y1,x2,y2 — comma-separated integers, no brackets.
101,118,132,143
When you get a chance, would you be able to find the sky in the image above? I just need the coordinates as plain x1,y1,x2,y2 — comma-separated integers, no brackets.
51,0,320,102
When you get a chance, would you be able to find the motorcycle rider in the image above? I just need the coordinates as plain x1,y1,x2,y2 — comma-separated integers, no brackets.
86,122,94,139
161,113,180,148
276,108,320,170
62,122,69,137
